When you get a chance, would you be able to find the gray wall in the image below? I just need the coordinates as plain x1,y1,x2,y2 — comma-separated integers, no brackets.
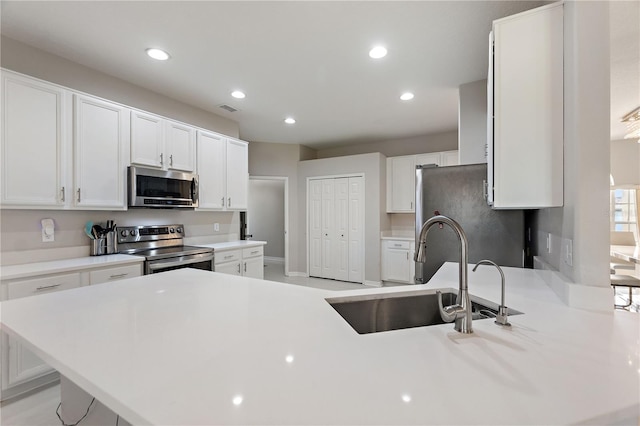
297,153,389,284
532,1,610,288
315,131,458,159
248,180,285,258
458,79,488,165
611,139,640,186
1,36,239,136
248,142,306,273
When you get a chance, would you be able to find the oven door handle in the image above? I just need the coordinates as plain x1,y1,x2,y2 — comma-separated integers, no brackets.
147,252,214,271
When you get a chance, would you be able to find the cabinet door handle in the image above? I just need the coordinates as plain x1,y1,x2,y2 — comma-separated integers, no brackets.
228,197,231,207
394,244,402,247
224,254,234,259
160,153,164,165
244,262,247,272
36,284,61,292
77,188,81,202
109,273,128,279
237,264,241,274
61,187,65,202
406,252,409,260
222,197,225,207
410,201,413,209
169,154,173,167
251,250,259,255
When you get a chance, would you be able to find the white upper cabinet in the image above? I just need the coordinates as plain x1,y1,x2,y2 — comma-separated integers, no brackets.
225,138,248,210
197,131,248,211
196,130,226,209
387,150,459,213
1,70,70,208
387,156,416,213
73,94,130,210
165,120,196,172
130,110,163,168
130,111,196,172
489,3,563,209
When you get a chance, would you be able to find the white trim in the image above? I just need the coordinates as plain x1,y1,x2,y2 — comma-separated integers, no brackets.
533,257,612,312
264,256,284,264
248,176,289,276
287,272,309,278
364,280,382,287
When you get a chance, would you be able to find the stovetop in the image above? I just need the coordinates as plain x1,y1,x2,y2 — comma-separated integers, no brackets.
116,224,212,260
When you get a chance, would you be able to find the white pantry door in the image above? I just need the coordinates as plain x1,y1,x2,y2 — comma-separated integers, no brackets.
308,176,364,283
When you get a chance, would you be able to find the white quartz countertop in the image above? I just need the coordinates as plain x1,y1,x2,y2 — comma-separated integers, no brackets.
380,235,414,241
0,254,144,281
196,240,267,251
0,263,638,425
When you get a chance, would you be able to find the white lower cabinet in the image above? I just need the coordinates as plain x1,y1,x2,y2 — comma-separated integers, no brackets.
381,239,415,284
214,246,264,279
0,263,142,401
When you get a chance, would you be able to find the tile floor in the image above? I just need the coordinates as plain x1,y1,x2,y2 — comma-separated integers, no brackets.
2,261,637,425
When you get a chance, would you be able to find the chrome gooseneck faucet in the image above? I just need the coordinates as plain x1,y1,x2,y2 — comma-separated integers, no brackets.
472,260,511,327
414,214,473,334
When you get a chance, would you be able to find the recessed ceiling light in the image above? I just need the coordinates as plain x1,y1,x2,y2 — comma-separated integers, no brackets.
369,46,387,59
284,117,296,124
146,48,170,61
400,92,415,101
231,91,246,99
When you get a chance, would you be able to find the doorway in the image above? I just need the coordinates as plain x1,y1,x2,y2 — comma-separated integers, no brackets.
248,176,289,276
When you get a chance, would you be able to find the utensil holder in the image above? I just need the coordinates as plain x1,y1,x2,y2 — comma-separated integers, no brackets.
90,238,108,256
105,231,117,254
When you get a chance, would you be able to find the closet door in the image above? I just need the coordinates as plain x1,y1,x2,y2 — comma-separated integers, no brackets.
334,178,350,281
348,177,364,283
321,179,335,279
309,180,323,277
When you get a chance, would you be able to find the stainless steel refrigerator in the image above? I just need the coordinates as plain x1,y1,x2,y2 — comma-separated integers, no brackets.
415,163,525,283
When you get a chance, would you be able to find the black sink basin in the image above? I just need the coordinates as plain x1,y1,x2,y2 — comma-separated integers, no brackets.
326,290,522,334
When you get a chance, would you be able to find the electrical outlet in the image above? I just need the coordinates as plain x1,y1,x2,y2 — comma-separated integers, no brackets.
564,238,573,266
546,233,551,253
214,223,220,232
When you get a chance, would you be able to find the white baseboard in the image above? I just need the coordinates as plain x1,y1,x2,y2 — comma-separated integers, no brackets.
264,256,285,264
533,257,612,312
365,280,382,287
287,272,309,277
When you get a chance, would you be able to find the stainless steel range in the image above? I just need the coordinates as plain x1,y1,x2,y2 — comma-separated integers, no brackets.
117,224,214,275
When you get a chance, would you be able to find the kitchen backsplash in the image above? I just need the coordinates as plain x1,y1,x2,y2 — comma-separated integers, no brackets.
0,209,239,265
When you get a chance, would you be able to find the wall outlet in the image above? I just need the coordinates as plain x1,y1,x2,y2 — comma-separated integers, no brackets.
546,233,551,253
214,223,220,232
564,238,573,266
41,218,55,242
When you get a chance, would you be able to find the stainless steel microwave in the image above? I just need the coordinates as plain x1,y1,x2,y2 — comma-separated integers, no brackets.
128,166,199,208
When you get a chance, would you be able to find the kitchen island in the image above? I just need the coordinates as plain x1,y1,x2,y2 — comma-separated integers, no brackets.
0,264,638,425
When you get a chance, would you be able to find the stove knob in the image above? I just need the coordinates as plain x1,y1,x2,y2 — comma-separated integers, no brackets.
169,228,175,233
176,227,183,234
121,230,128,237
130,230,137,237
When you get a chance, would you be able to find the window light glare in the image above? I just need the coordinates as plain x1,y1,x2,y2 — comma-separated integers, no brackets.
231,91,246,99
400,92,415,101
284,117,296,124
369,46,387,59
232,395,243,406
146,48,170,61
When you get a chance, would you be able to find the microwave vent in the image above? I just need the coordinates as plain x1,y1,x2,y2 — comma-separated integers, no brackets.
218,104,238,113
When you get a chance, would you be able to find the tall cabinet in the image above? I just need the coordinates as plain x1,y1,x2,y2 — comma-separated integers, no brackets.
488,3,563,208
309,176,364,283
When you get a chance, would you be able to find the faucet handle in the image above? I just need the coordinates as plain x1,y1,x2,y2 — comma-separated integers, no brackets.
433,211,444,229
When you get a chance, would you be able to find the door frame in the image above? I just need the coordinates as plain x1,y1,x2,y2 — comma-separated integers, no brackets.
248,176,289,276
306,173,365,284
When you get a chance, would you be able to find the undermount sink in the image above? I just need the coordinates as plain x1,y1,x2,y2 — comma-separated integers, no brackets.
326,290,522,334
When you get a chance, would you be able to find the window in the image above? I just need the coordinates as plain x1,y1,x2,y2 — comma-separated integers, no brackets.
611,188,638,242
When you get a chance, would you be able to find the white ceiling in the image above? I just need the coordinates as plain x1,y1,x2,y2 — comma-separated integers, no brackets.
1,1,637,148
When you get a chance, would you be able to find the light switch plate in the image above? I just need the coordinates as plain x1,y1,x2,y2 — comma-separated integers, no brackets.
41,218,55,242
214,223,220,232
